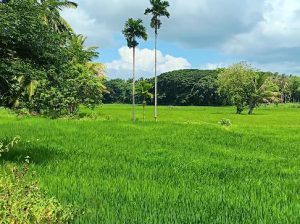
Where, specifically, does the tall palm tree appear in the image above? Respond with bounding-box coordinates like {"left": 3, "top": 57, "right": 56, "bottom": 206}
{"left": 145, "top": 0, "right": 170, "bottom": 122}
{"left": 122, "top": 18, "right": 147, "bottom": 122}
{"left": 39, "top": 0, "right": 77, "bottom": 34}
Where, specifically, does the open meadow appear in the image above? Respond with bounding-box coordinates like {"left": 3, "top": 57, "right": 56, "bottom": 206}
{"left": 0, "top": 104, "right": 299, "bottom": 223}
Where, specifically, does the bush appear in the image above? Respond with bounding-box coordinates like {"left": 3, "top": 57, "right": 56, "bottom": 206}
{"left": 219, "top": 118, "right": 232, "bottom": 127}
{"left": 0, "top": 136, "right": 20, "bottom": 157}
{"left": 1, "top": 137, "right": 77, "bottom": 223}
{"left": 0, "top": 164, "right": 76, "bottom": 223}
{"left": 30, "top": 65, "right": 103, "bottom": 118}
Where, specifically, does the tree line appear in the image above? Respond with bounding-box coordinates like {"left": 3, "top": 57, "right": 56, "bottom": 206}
{"left": 1, "top": 1, "right": 299, "bottom": 119}
{"left": 103, "top": 65, "right": 300, "bottom": 114}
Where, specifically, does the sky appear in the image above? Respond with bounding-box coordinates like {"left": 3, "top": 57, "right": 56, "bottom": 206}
{"left": 62, "top": 0, "right": 300, "bottom": 79}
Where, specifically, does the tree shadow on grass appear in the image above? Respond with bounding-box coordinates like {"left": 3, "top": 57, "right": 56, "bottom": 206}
{"left": 1, "top": 145, "right": 66, "bottom": 165}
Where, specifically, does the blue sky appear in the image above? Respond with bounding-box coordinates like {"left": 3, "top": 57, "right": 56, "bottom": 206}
{"left": 62, "top": 0, "right": 300, "bottom": 79}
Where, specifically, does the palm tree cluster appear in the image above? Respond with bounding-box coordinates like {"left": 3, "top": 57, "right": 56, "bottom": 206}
{"left": 122, "top": 0, "right": 170, "bottom": 122}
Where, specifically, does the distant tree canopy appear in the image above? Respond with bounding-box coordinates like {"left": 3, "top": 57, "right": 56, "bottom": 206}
{"left": 155, "top": 69, "right": 226, "bottom": 106}
{"left": 103, "top": 69, "right": 226, "bottom": 106}
{"left": 103, "top": 69, "right": 300, "bottom": 110}
{"left": 0, "top": 0, "right": 104, "bottom": 117}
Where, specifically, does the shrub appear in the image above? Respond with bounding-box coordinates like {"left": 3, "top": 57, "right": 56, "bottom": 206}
{"left": 0, "top": 136, "right": 20, "bottom": 157}
{"left": 0, "top": 164, "right": 76, "bottom": 223}
{"left": 30, "top": 65, "right": 103, "bottom": 118}
{"left": 1, "top": 137, "right": 77, "bottom": 223}
{"left": 219, "top": 118, "right": 232, "bottom": 127}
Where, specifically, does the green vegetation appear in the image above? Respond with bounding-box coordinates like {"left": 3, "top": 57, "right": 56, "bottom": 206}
{"left": 145, "top": 0, "right": 170, "bottom": 121}
{"left": 0, "top": 137, "right": 76, "bottom": 223}
{"left": 0, "top": 164, "right": 76, "bottom": 223}
{"left": 137, "top": 80, "right": 154, "bottom": 121}
{"left": 218, "top": 62, "right": 281, "bottom": 114}
{"left": 122, "top": 18, "right": 148, "bottom": 122}
{"left": 104, "top": 69, "right": 300, "bottom": 109}
{"left": 1, "top": 104, "right": 299, "bottom": 223}
{"left": 0, "top": 0, "right": 103, "bottom": 117}
{"left": 1, "top": 1, "right": 300, "bottom": 223}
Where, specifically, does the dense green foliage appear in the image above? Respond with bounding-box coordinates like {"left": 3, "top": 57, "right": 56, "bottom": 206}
{"left": 103, "top": 70, "right": 225, "bottom": 106}
{"left": 103, "top": 79, "right": 132, "bottom": 104}
{"left": 157, "top": 69, "right": 225, "bottom": 105}
{"left": 104, "top": 69, "right": 300, "bottom": 110}
{"left": 218, "top": 63, "right": 281, "bottom": 114}
{"left": 0, "top": 104, "right": 299, "bottom": 223}
{"left": 0, "top": 0, "right": 103, "bottom": 116}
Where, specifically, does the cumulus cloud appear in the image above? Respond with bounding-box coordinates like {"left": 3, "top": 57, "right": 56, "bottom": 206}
{"left": 222, "top": 0, "right": 300, "bottom": 62}
{"left": 62, "top": 0, "right": 264, "bottom": 48}
{"left": 105, "top": 46, "right": 191, "bottom": 79}
{"left": 199, "top": 63, "right": 227, "bottom": 70}
{"left": 62, "top": 0, "right": 300, "bottom": 75}
{"left": 61, "top": 0, "right": 147, "bottom": 47}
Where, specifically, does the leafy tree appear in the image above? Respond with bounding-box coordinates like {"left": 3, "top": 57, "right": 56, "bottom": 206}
{"left": 137, "top": 80, "right": 153, "bottom": 121}
{"left": 273, "top": 74, "right": 291, "bottom": 103}
{"left": 218, "top": 63, "right": 282, "bottom": 114}
{"left": 122, "top": 18, "right": 147, "bottom": 122}
{"left": 31, "top": 64, "right": 103, "bottom": 117}
{"left": 289, "top": 77, "right": 300, "bottom": 102}
{"left": 0, "top": 0, "right": 104, "bottom": 116}
{"left": 156, "top": 69, "right": 224, "bottom": 106}
{"left": 145, "top": 0, "right": 170, "bottom": 121}
{"left": 218, "top": 62, "right": 258, "bottom": 114}
{"left": 188, "top": 75, "right": 224, "bottom": 106}
{"left": 103, "top": 79, "right": 131, "bottom": 104}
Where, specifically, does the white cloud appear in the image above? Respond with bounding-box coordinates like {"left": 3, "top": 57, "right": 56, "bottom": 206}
{"left": 222, "top": 0, "right": 300, "bottom": 61}
{"left": 62, "top": 0, "right": 264, "bottom": 48}
{"left": 62, "top": 8, "right": 115, "bottom": 47}
{"left": 61, "top": 0, "right": 300, "bottom": 75}
{"left": 199, "top": 63, "right": 227, "bottom": 70}
{"left": 105, "top": 46, "right": 191, "bottom": 79}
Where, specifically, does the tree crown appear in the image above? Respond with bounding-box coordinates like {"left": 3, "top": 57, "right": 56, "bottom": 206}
{"left": 122, "top": 18, "right": 147, "bottom": 48}
{"left": 145, "top": 0, "right": 170, "bottom": 32}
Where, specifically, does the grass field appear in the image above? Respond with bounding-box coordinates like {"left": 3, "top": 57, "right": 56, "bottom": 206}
{"left": 1, "top": 104, "right": 300, "bottom": 223}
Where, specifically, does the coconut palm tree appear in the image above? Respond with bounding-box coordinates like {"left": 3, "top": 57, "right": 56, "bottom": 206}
{"left": 145, "top": 0, "right": 170, "bottom": 122}
{"left": 248, "top": 73, "right": 281, "bottom": 115}
{"left": 39, "top": 0, "right": 77, "bottom": 34}
{"left": 122, "top": 18, "right": 147, "bottom": 122}
{"left": 138, "top": 80, "right": 153, "bottom": 121}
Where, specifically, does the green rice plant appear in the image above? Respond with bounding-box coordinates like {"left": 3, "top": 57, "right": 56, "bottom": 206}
{"left": 0, "top": 104, "right": 299, "bottom": 223}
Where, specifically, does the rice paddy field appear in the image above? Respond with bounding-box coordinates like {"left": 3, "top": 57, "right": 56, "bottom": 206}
{"left": 0, "top": 104, "right": 300, "bottom": 223}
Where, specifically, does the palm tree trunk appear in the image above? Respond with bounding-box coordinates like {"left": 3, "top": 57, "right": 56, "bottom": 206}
{"left": 154, "top": 30, "right": 158, "bottom": 122}
{"left": 143, "top": 99, "right": 146, "bottom": 122}
{"left": 132, "top": 47, "right": 136, "bottom": 122}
